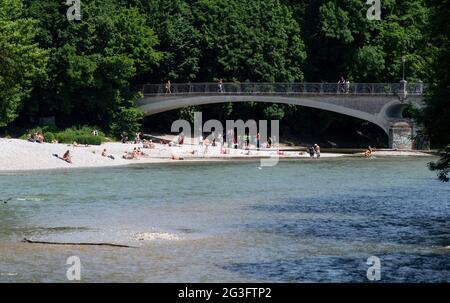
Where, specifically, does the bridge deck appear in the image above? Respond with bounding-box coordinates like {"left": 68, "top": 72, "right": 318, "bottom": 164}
{"left": 143, "top": 82, "right": 426, "bottom": 97}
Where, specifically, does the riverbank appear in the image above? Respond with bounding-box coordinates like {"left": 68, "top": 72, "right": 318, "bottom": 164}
{"left": 0, "top": 138, "right": 431, "bottom": 172}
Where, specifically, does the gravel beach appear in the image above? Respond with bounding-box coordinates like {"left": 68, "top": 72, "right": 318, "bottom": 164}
{"left": 0, "top": 138, "right": 430, "bottom": 172}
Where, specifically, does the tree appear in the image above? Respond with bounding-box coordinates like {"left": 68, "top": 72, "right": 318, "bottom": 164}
{"left": 22, "top": 0, "right": 162, "bottom": 134}
{"left": 0, "top": 0, "right": 47, "bottom": 126}
{"left": 192, "top": 0, "right": 306, "bottom": 82}
{"left": 289, "top": 0, "right": 430, "bottom": 82}
{"left": 135, "top": 0, "right": 201, "bottom": 82}
{"left": 429, "top": 146, "right": 450, "bottom": 182}
{"left": 420, "top": 0, "right": 450, "bottom": 182}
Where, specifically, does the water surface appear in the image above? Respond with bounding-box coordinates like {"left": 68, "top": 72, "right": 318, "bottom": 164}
{"left": 0, "top": 157, "right": 449, "bottom": 282}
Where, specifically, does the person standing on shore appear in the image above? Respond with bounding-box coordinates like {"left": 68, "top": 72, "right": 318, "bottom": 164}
{"left": 178, "top": 132, "right": 185, "bottom": 145}
{"left": 308, "top": 146, "right": 315, "bottom": 159}
{"left": 203, "top": 138, "right": 210, "bottom": 154}
{"left": 198, "top": 132, "right": 203, "bottom": 146}
{"left": 314, "top": 144, "right": 321, "bottom": 159}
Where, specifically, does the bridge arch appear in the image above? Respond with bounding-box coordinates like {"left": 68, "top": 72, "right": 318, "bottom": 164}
{"left": 138, "top": 82, "right": 426, "bottom": 149}
{"left": 138, "top": 95, "right": 402, "bottom": 135}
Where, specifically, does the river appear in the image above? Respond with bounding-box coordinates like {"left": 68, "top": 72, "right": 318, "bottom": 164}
{"left": 0, "top": 157, "right": 449, "bottom": 282}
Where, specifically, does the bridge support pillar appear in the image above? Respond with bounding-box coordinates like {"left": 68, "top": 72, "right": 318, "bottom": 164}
{"left": 389, "top": 121, "right": 414, "bottom": 150}
{"left": 388, "top": 122, "right": 431, "bottom": 150}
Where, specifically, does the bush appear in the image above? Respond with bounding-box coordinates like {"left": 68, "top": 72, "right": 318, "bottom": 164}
{"left": 110, "top": 107, "right": 143, "bottom": 138}
{"left": 54, "top": 127, "right": 105, "bottom": 145}
{"left": 21, "top": 126, "right": 105, "bottom": 145}
{"left": 44, "top": 132, "right": 55, "bottom": 142}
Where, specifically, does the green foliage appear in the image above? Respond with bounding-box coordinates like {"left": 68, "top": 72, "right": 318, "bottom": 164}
{"left": 263, "top": 104, "right": 285, "bottom": 121}
{"left": 294, "top": 0, "right": 431, "bottom": 82}
{"left": 109, "top": 107, "right": 144, "bottom": 138}
{"left": 319, "top": 2, "right": 354, "bottom": 43}
{"left": 192, "top": 0, "right": 306, "bottom": 82}
{"left": 54, "top": 129, "right": 103, "bottom": 145}
{"left": 352, "top": 46, "right": 386, "bottom": 82}
{"left": 420, "top": 0, "right": 450, "bottom": 181}
{"left": 22, "top": 0, "right": 162, "bottom": 129}
{"left": 44, "top": 132, "right": 55, "bottom": 143}
{"left": 420, "top": 0, "right": 450, "bottom": 147}
{"left": 428, "top": 146, "right": 450, "bottom": 182}
{"left": 20, "top": 126, "right": 105, "bottom": 145}
{"left": 178, "top": 106, "right": 199, "bottom": 124}
{"left": 0, "top": 0, "right": 48, "bottom": 126}
{"left": 138, "top": 0, "right": 201, "bottom": 82}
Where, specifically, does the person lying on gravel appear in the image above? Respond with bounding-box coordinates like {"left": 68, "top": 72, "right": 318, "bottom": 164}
{"left": 101, "top": 149, "right": 115, "bottom": 160}
{"left": 53, "top": 150, "right": 72, "bottom": 164}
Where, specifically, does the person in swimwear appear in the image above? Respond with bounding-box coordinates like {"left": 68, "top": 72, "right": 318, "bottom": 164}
{"left": 62, "top": 150, "right": 72, "bottom": 163}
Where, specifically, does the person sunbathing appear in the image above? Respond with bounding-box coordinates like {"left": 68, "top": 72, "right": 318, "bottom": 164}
{"left": 122, "top": 151, "right": 134, "bottom": 160}
{"left": 102, "top": 149, "right": 115, "bottom": 160}
{"left": 171, "top": 154, "right": 184, "bottom": 160}
{"left": 27, "top": 133, "right": 36, "bottom": 143}
{"left": 52, "top": 150, "right": 72, "bottom": 163}
{"left": 130, "top": 148, "right": 140, "bottom": 159}
{"left": 36, "top": 132, "right": 44, "bottom": 143}
{"left": 143, "top": 139, "right": 154, "bottom": 149}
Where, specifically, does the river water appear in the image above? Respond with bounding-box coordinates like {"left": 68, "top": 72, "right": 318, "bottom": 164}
{"left": 0, "top": 157, "right": 449, "bottom": 282}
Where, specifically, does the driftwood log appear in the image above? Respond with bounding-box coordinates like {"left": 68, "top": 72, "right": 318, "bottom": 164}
{"left": 22, "top": 238, "right": 136, "bottom": 248}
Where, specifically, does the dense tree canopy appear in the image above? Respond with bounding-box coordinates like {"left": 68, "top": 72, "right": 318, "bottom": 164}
{"left": 0, "top": 0, "right": 47, "bottom": 126}
{"left": 20, "top": 0, "right": 161, "bottom": 134}
{"left": 420, "top": 0, "right": 450, "bottom": 181}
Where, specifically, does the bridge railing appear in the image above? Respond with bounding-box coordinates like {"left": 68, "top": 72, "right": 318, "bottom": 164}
{"left": 142, "top": 82, "right": 427, "bottom": 96}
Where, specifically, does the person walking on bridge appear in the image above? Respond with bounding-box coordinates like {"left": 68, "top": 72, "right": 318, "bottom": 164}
{"left": 338, "top": 76, "right": 346, "bottom": 93}
{"left": 217, "top": 79, "right": 224, "bottom": 93}
{"left": 165, "top": 80, "right": 172, "bottom": 94}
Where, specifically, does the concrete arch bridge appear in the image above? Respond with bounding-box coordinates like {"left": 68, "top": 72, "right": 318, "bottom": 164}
{"left": 138, "top": 82, "right": 427, "bottom": 149}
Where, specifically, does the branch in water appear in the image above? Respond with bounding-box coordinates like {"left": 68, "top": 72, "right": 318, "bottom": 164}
{"left": 21, "top": 238, "right": 136, "bottom": 248}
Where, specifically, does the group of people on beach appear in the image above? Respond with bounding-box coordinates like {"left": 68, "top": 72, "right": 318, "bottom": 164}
{"left": 30, "top": 121, "right": 377, "bottom": 165}
{"left": 27, "top": 132, "right": 45, "bottom": 143}
{"left": 143, "top": 139, "right": 156, "bottom": 149}
{"left": 306, "top": 144, "right": 321, "bottom": 159}
{"left": 122, "top": 147, "right": 147, "bottom": 160}
{"left": 193, "top": 131, "right": 275, "bottom": 152}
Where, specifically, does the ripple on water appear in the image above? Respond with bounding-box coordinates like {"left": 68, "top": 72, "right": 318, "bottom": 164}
{"left": 16, "top": 197, "right": 46, "bottom": 202}
{"left": 223, "top": 252, "right": 450, "bottom": 282}
{"left": 133, "top": 232, "right": 181, "bottom": 241}
{"left": 248, "top": 193, "right": 450, "bottom": 247}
